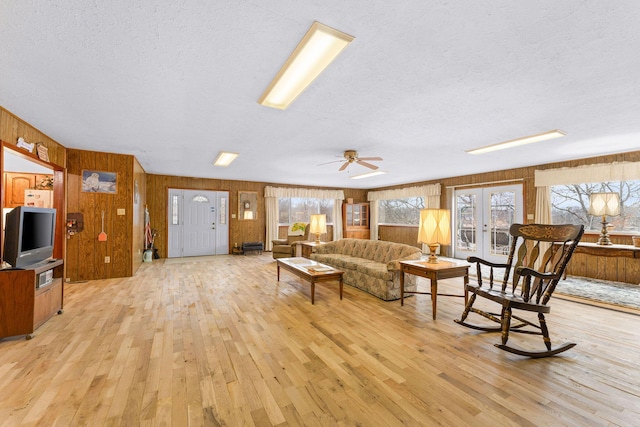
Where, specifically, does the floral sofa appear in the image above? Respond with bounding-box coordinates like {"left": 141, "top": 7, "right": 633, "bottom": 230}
{"left": 310, "top": 238, "right": 422, "bottom": 301}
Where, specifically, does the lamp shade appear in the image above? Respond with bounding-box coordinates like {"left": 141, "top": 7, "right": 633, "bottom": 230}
{"left": 309, "top": 214, "right": 327, "bottom": 235}
{"left": 418, "top": 209, "right": 451, "bottom": 245}
{"left": 589, "top": 193, "right": 620, "bottom": 216}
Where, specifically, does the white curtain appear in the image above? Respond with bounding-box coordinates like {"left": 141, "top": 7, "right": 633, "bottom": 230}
{"left": 264, "top": 186, "right": 345, "bottom": 250}
{"left": 369, "top": 200, "right": 379, "bottom": 241}
{"left": 533, "top": 161, "right": 640, "bottom": 226}
{"left": 265, "top": 196, "right": 279, "bottom": 251}
{"left": 367, "top": 184, "right": 441, "bottom": 241}
{"left": 534, "top": 161, "right": 640, "bottom": 186}
{"left": 333, "top": 199, "right": 343, "bottom": 240}
{"left": 535, "top": 186, "right": 552, "bottom": 224}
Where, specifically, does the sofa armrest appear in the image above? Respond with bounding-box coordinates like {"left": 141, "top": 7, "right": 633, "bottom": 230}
{"left": 386, "top": 260, "right": 401, "bottom": 271}
{"left": 386, "top": 252, "right": 422, "bottom": 271}
{"left": 272, "top": 239, "right": 288, "bottom": 246}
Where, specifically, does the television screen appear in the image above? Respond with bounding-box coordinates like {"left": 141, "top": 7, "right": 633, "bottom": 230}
{"left": 3, "top": 206, "right": 56, "bottom": 268}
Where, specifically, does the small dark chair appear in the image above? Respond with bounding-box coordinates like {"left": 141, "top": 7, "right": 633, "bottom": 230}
{"left": 455, "top": 223, "right": 584, "bottom": 358}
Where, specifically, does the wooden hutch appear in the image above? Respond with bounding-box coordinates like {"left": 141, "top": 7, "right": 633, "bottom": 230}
{"left": 343, "top": 202, "right": 370, "bottom": 239}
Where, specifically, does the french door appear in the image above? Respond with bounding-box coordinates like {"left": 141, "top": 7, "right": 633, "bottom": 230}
{"left": 167, "top": 189, "right": 229, "bottom": 258}
{"left": 454, "top": 184, "right": 523, "bottom": 264}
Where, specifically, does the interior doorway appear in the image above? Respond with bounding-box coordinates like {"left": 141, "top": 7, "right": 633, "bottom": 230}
{"left": 167, "top": 189, "right": 229, "bottom": 258}
{"left": 453, "top": 184, "right": 523, "bottom": 263}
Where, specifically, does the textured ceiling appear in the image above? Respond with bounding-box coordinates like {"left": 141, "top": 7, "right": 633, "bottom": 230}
{"left": 2, "top": 1, "right": 640, "bottom": 189}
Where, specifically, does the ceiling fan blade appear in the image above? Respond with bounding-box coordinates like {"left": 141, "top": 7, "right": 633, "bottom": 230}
{"left": 317, "top": 159, "right": 345, "bottom": 166}
{"left": 357, "top": 160, "right": 379, "bottom": 170}
{"left": 338, "top": 162, "right": 350, "bottom": 171}
{"left": 357, "top": 156, "right": 383, "bottom": 161}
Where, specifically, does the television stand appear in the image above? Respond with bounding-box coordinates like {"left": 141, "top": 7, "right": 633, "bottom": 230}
{"left": 0, "top": 259, "right": 64, "bottom": 340}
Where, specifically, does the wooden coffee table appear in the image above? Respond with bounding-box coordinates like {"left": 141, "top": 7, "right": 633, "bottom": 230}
{"left": 276, "top": 257, "right": 344, "bottom": 304}
{"left": 400, "top": 259, "right": 469, "bottom": 319}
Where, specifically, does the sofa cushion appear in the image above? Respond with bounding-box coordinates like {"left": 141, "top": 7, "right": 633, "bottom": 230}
{"left": 355, "top": 260, "right": 393, "bottom": 281}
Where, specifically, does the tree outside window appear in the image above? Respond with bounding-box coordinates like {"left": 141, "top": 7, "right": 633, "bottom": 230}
{"left": 378, "top": 197, "right": 424, "bottom": 225}
{"left": 551, "top": 181, "right": 640, "bottom": 233}
{"left": 278, "top": 198, "right": 334, "bottom": 224}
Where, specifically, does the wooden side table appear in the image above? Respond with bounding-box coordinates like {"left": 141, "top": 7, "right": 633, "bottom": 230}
{"left": 298, "top": 241, "right": 326, "bottom": 258}
{"left": 399, "top": 259, "right": 469, "bottom": 320}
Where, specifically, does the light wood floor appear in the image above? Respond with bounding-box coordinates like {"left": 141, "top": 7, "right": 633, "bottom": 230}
{"left": 1, "top": 254, "right": 639, "bottom": 426}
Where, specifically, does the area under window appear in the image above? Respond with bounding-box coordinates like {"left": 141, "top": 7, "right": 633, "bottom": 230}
{"left": 551, "top": 181, "right": 640, "bottom": 233}
{"left": 378, "top": 197, "right": 424, "bottom": 225}
{"left": 278, "top": 198, "right": 334, "bottom": 224}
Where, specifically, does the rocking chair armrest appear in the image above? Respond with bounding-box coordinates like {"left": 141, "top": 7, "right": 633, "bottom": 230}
{"left": 467, "top": 256, "right": 510, "bottom": 270}
{"left": 515, "top": 266, "right": 561, "bottom": 281}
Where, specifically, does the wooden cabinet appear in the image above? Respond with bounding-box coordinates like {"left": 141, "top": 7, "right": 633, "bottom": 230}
{"left": 0, "top": 259, "right": 64, "bottom": 339}
{"left": 299, "top": 241, "right": 326, "bottom": 258}
{"left": 3, "top": 172, "right": 53, "bottom": 208}
{"left": 343, "top": 202, "right": 370, "bottom": 239}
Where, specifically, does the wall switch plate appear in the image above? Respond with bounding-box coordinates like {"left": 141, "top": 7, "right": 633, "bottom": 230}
{"left": 105, "top": 256, "right": 111, "bottom": 263}
{"left": 527, "top": 214, "right": 534, "bottom": 220}
{"left": 231, "top": 213, "right": 236, "bottom": 218}
{"left": 117, "top": 208, "right": 125, "bottom": 215}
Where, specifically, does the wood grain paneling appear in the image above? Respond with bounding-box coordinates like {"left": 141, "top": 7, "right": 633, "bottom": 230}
{"left": 132, "top": 158, "right": 146, "bottom": 274}
{"left": 65, "top": 149, "right": 139, "bottom": 281}
{"left": 0, "top": 107, "right": 66, "bottom": 168}
{"left": 146, "top": 176, "right": 366, "bottom": 258}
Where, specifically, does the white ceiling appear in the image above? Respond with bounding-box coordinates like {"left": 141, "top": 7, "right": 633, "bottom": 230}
{"left": 2, "top": 1, "right": 640, "bottom": 189}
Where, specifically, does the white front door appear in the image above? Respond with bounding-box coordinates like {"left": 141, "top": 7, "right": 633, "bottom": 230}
{"left": 167, "top": 189, "right": 229, "bottom": 258}
{"left": 454, "top": 184, "right": 523, "bottom": 264}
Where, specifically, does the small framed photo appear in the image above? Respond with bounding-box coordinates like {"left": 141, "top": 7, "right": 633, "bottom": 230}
{"left": 82, "top": 170, "right": 117, "bottom": 194}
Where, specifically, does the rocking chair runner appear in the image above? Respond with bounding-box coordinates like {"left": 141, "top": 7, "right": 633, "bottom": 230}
{"left": 455, "top": 223, "right": 584, "bottom": 358}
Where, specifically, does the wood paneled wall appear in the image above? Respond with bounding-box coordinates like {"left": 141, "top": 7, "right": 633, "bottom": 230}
{"left": 373, "top": 150, "right": 640, "bottom": 281}
{"left": 132, "top": 158, "right": 146, "bottom": 274}
{"left": 0, "top": 107, "right": 66, "bottom": 168}
{"left": 66, "top": 149, "right": 138, "bottom": 281}
{"left": 1, "top": 108, "right": 67, "bottom": 263}
{"left": 146, "top": 175, "right": 367, "bottom": 258}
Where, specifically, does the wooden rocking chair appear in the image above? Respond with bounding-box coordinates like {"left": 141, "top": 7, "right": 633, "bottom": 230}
{"left": 455, "top": 223, "right": 584, "bottom": 358}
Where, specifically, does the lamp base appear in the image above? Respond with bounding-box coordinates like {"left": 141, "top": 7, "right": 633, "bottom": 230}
{"left": 315, "top": 233, "right": 321, "bottom": 244}
{"left": 426, "top": 243, "right": 440, "bottom": 263}
{"left": 597, "top": 215, "right": 613, "bottom": 246}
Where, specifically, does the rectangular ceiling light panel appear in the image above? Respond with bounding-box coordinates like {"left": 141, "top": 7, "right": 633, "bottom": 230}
{"left": 213, "top": 152, "right": 239, "bottom": 167}
{"left": 258, "top": 22, "right": 354, "bottom": 110}
{"left": 466, "top": 130, "right": 566, "bottom": 155}
{"left": 349, "top": 170, "right": 387, "bottom": 179}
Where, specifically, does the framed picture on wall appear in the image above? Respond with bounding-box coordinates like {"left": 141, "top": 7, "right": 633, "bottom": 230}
{"left": 81, "top": 170, "right": 117, "bottom": 193}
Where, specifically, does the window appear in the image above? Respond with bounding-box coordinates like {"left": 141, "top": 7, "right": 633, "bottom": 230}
{"left": 551, "top": 181, "right": 640, "bottom": 233}
{"left": 378, "top": 197, "right": 424, "bottom": 225}
{"left": 278, "top": 198, "right": 334, "bottom": 224}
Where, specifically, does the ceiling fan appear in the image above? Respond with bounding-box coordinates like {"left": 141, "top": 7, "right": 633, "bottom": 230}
{"left": 319, "top": 150, "right": 383, "bottom": 172}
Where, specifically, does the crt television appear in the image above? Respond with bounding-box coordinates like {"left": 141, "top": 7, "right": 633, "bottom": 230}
{"left": 3, "top": 206, "right": 56, "bottom": 268}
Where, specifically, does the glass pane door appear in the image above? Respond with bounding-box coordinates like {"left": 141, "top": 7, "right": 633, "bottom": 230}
{"left": 454, "top": 184, "right": 523, "bottom": 263}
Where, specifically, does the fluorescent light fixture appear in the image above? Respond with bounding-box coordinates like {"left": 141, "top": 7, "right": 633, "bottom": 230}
{"left": 258, "top": 21, "right": 354, "bottom": 110}
{"left": 466, "top": 130, "right": 566, "bottom": 155}
{"left": 349, "top": 170, "right": 387, "bottom": 180}
{"left": 213, "top": 152, "right": 238, "bottom": 167}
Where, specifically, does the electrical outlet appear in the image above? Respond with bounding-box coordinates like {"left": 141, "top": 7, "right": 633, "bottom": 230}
{"left": 105, "top": 256, "right": 111, "bottom": 263}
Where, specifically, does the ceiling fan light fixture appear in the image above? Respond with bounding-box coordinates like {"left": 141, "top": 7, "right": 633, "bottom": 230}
{"left": 258, "top": 22, "right": 354, "bottom": 110}
{"left": 350, "top": 170, "right": 387, "bottom": 180}
{"left": 213, "top": 152, "right": 239, "bottom": 167}
{"left": 466, "top": 130, "right": 566, "bottom": 155}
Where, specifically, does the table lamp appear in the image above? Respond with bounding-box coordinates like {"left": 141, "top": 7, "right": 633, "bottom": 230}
{"left": 418, "top": 209, "right": 451, "bottom": 263}
{"left": 589, "top": 192, "right": 620, "bottom": 245}
{"left": 309, "top": 214, "right": 327, "bottom": 244}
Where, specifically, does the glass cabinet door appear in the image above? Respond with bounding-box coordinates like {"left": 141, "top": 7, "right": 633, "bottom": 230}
{"left": 346, "top": 204, "right": 353, "bottom": 226}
